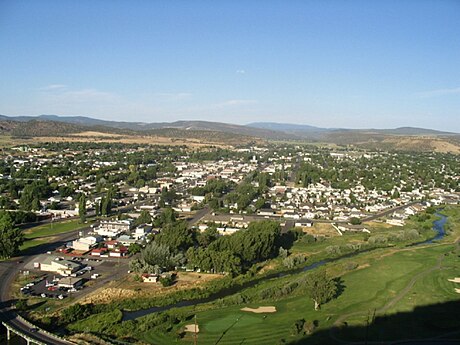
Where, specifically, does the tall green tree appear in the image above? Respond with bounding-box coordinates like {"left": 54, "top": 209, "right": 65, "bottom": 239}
{"left": 135, "top": 210, "right": 152, "bottom": 226}
{"left": 79, "top": 193, "right": 87, "bottom": 223}
{"left": 304, "top": 270, "right": 337, "bottom": 310}
{"left": 0, "top": 212, "right": 24, "bottom": 259}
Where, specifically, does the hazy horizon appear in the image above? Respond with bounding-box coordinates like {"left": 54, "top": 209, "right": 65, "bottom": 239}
{"left": 1, "top": 1, "right": 459, "bottom": 132}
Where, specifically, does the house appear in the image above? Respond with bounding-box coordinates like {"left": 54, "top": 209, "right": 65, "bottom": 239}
{"left": 105, "top": 240, "right": 120, "bottom": 249}
{"left": 90, "top": 247, "right": 108, "bottom": 256}
{"left": 217, "top": 227, "right": 240, "bottom": 235}
{"left": 294, "top": 221, "right": 314, "bottom": 228}
{"left": 192, "top": 195, "right": 205, "bottom": 203}
{"left": 142, "top": 274, "right": 159, "bottom": 283}
{"left": 109, "top": 246, "right": 128, "bottom": 257}
{"left": 117, "top": 235, "right": 138, "bottom": 246}
{"left": 258, "top": 208, "right": 275, "bottom": 216}
{"left": 39, "top": 257, "right": 82, "bottom": 276}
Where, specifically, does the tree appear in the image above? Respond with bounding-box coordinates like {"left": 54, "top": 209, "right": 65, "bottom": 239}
{"left": 79, "top": 193, "right": 87, "bottom": 223}
{"left": 154, "top": 207, "right": 177, "bottom": 227}
{"left": 304, "top": 270, "right": 337, "bottom": 310}
{"left": 197, "top": 225, "right": 219, "bottom": 247}
{"left": 101, "top": 189, "right": 113, "bottom": 216}
{"left": 140, "top": 242, "right": 175, "bottom": 271}
{"left": 350, "top": 217, "right": 361, "bottom": 225}
{"left": 95, "top": 200, "right": 101, "bottom": 217}
{"left": 0, "top": 212, "right": 24, "bottom": 259}
{"left": 135, "top": 210, "right": 152, "bottom": 226}
{"left": 128, "top": 243, "right": 142, "bottom": 255}
{"left": 155, "top": 221, "right": 195, "bottom": 253}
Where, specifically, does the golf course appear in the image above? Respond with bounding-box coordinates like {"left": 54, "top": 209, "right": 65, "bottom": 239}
{"left": 138, "top": 207, "right": 460, "bottom": 344}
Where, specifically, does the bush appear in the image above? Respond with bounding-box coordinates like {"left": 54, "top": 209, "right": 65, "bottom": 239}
{"left": 159, "top": 274, "right": 175, "bottom": 287}
{"left": 15, "top": 299, "right": 28, "bottom": 311}
{"left": 301, "top": 234, "right": 316, "bottom": 244}
{"left": 283, "top": 255, "right": 308, "bottom": 269}
{"left": 292, "top": 319, "right": 305, "bottom": 335}
{"left": 303, "top": 320, "right": 318, "bottom": 334}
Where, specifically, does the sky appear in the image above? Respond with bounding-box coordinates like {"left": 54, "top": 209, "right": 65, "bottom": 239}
{"left": 0, "top": 0, "right": 459, "bottom": 131}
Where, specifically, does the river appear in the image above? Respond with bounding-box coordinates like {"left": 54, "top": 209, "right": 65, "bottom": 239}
{"left": 120, "top": 213, "right": 447, "bottom": 321}
{"left": 411, "top": 212, "right": 447, "bottom": 246}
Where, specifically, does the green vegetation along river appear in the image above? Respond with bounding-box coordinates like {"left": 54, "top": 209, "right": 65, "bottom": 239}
{"left": 123, "top": 213, "right": 448, "bottom": 321}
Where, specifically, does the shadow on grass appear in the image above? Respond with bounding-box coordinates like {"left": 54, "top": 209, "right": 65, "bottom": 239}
{"left": 286, "top": 300, "right": 460, "bottom": 345}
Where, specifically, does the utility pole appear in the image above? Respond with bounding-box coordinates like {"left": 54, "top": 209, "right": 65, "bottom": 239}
{"left": 194, "top": 314, "right": 197, "bottom": 345}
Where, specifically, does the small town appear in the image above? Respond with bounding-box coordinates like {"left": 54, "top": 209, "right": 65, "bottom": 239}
{"left": 1, "top": 1, "right": 460, "bottom": 344}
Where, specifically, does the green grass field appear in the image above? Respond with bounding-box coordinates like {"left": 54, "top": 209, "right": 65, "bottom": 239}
{"left": 140, "top": 242, "right": 459, "bottom": 345}
{"left": 20, "top": 219, "right": 87, "bottom": 251}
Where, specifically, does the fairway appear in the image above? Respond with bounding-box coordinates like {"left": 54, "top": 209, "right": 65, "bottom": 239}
{"left": 141, "top": 242, "right": 460, "bottom": 345}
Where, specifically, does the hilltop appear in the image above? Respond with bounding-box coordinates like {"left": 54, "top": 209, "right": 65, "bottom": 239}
{"left": 1, "top": 115, "right": 460, "bottom": 153}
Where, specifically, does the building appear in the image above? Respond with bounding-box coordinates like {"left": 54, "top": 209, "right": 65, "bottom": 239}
{"left": 109, "top": 246, "right": 128, "bottom": 257}
{"left": 95, "top": 220, "right": 133, "bottom": 237}
{"left": 90, "top": 248, "right": 108, "bottom": 256}
{"left": 294, "top": 221, "right": 314, "bottom": 228}
{"left": 72, "top": 236, "right": 100, "bottom": 252}
{"left": 39, "top": 257, "right": 82, "bottom": 276}
{"left": 142, "top": 274, "right": 159, "bottom": 283}
{"left": 132, "top": 224, "right": 152, "bottom": 240}
{"left": 57, "top": 277, "right": 83, "bottom": 289}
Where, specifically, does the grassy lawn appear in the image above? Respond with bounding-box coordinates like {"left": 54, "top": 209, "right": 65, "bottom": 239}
{"left": 140, "top": 243, "right": 459, "bottom": 345}
{"left": 20, "top": 219, "right": 87, "bottom": 251}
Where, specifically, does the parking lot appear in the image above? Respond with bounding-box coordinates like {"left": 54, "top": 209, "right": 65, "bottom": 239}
{"left": 20, "top": 254, "right": 129, "bottom": 300}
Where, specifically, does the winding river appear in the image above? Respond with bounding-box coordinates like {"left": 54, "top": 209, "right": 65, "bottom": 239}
{"left": 123, "top": 213, "right": 448, "bottom": 321}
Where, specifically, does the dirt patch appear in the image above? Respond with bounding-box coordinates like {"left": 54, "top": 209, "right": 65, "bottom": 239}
{"left": 78, "top": 272, "right": 222, "bottom": 304}
{"left": 184, "top": 324, "right": 200, "bottom": 333}
{"left": 357, "top": 263, "right": 370, "bottom": 270}
{"left": 241, "top": 306, "right": 277, "bottom": 313}
{"left": 71, "top": 131, "right": 124, "bottom": 138}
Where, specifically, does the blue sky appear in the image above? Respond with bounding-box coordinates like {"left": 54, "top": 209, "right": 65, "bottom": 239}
{"left": 0, "top": 0, "right": 459, "bottom": 131}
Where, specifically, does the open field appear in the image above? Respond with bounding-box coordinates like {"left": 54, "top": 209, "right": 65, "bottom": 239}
{"left": 25, "top": 134, "right": 231, "bottom": 148}
{"left": 20, "top": 219, "right": 87, "bottom": 251}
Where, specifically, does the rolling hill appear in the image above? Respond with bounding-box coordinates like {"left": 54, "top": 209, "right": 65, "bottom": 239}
{"left": 1, "top": 114, "right": 459, "bottom": 153}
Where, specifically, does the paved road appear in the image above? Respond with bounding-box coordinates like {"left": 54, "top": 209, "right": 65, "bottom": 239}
{"left": 186, "top": 205, "right": 210, "bottom": 227}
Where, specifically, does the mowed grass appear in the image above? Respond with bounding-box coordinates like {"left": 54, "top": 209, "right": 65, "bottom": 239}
{"left": 20, "top": 219, "right": 87, "bottom": 251}
{"left": 141, "top": 243, "right": 459, "bottom": 345}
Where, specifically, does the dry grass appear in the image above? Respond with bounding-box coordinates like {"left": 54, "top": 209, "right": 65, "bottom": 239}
{"left": 79, "top": 271, "right": 222, "bottom": 305}
{"left": 18, "top": 134, "right": 232, "bottom": 148}
{"left": 307, "top": 222, "right": 339, "bottom": 237}
{"left": 70, "top": 131, "right": 125, "bottom": 138}
{"left": 382, "top": 137, "right": 460, "bottom": 154}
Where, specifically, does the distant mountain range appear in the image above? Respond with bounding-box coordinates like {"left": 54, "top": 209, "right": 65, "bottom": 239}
{"left": 0, "top": 115, "right": 456, "bottom": 139}
{"left": 247, "top": 122, "right": 456, "bottom": 136}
